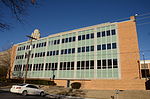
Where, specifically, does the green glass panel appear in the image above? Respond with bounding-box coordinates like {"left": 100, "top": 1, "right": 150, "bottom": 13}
{"left": 108, "top": 69, "right": 113, "bottom": 78}
{"left": 101, "top": 69, "right": 107, "bottom": 78}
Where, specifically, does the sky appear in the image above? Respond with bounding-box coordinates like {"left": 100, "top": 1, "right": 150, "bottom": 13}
{"left": 0, "top": 0, "right": 150, "bottom": 59}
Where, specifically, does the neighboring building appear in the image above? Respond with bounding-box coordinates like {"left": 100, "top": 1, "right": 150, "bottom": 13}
{"left": 140, "top": 60, "right": 150, "bottom": 78}
{"left": 10, "top": 16, "right": 146, "bottom": 90}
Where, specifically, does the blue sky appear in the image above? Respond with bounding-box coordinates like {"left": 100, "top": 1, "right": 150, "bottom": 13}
{"left": 0, "top": 0, "right": 150, "bottom": 59}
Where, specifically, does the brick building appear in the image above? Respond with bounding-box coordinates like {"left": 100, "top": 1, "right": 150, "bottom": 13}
{"left": 10, "top": 16, "right": 146, "bottom": 90}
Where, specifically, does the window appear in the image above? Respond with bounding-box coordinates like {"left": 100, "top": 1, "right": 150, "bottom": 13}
{"left": 71, "top": 62, "right": 74, "bottom": 70}
{"left": 57, "top": 40, "right": 60, "bottom": 44}
{"left": 50, "top": 51, "right": 53, "bottom": 56}
{"left": 33, "top": 64, "right": 36, "bottom": 71}
{"left": 62, "top": 39, "right": 65, "bottom": 43}
{"left": 81, "top": 61, "right": 85, "bottom": 69}
{"left": 91, "top": 46, "right": 94, "bottom": 51}
{"left": 72, "top": 48, "right": 75, "bottom": 53}
{"left": 56, "top": 50, "right": 59, "bottom": 55}
{"left": 108, "top": 59, "right": 112, "bottom": 68}
{"left": 38, "top": 64, "right": 41, "bottom": 70}
{"left": 78, "top": 36, "right": 81, "bottom": 41}
{"left": 102, "top": 44, "right": 106, "bottom": 50}
{"left": 36, "top": 64, "right": 38, "bottom": 71}
{"left": 86, "top": 34, "right": 90, "bottom": 39}
{"left": 90, "top": 60, "right": 94, "bottom": 69}
{"left": 111, "top": 29, "right": 116, "bottom": 35}
{"left": 106, "top": 30, "right": 110, "bottom": 36}
{"left": 54, "top": 40, "right": 57, "bottom": 45}
{"left": 43, "top": 52, "right": 45, "bottom": 57}
{"left": 48, "top": 63, "right": 51, "bottom": 70}
{"left": 91, "top": 33, "right": 94, "bottom": 38}
{"left": 65, "top": 49, "right": 68, "bottom": 54}
{"left": 41, "top": 63, "right": 44, "bottom": 70}
{"left": 86, "top": 61, "right": 89, "bottom": 69}
{"left": 97, "top": 60, "right": 101, "bottom": 69}
{"left": 32, "top": 44, "right": 35, "bottom": 48}
{"left": 73, "top": 36, "right": 76, "bottom": 41}
{"left": 40, "top": 52, "right": 42, "bottom": 57}
{"left": 82, "top": 35, "right": 85, "bottom": 40}
{"left": 41, "top": 43, "right": 44, "bottom": 47}
{"left": 64, "top": 62, "right": 66, "bottom": 70}
{"left": 51, "top": 41, "right": 54, "bottom": 45}
{"left": 52, "top": 63, "right": 54, "bottom": 70}
{"left": 102, "top": 31, "right": 105, "bottom": 37}
{"left": 112, "top": 43, "right": 117, "bottom": 49}
{"left": 107, "top": 43, "right": 111, "bottom": 49}
{"left": 39, "top": 43, "right": 41, "bottom": 47}
{"left": 78, "top": 47, "right": 81, "bottom": 53}
{"left": 31, "top": 54, "right": 34, "bottom": 58}
{"left": 67, "top": 62, "right": 70, "bottom": 70}
{"left": 86, "top": 46, "right": 90, "bottom": 52}
{"left": 35, "top": 53, "right": 37, "bottom": 57}
{"left": 141, "top": 69, "right": 150, "bottom": 78}
{"left": 69, "top": 37, "right": 72, "bottom": 42}
{"left": 65, "top": 38, "right": 68, "bottom": 43}
{"left": 68, "top": 49, "right": 71, "bottom": 54}
{"left": 26, "top": 85, "right": 38, "bottom": 89}
{"left": 60, "top": 62, "right": 63, "bottom": 70}
{"left": 37, "top": 53, "right": 40, "bottom": 57}
{"left": 102, "top": 60, "right": 106, "bottom": 69}
{"left": 97, "top": 32, "right": 101, "bottom": 37}
{"left": 113, "top": 59, "right": 118, "bottom": 65}
{"left": 113, "top": 59, "right": 118, "bottom": 68}
{"left": 97, "top": 45, "right": 101, "bottom": 50}
{"left": 36, "top": 44, "right": 38, "bottom": 48}
{"left": 53, "top": 51, "right": 55, "bottom": 56}
{"left": 82, "top": 47, "right": 85, "bottom": 52}
{"left": 45, "top": 63, "right": 48, "bottom": 70}
{"left": 61, "top": 50, "right": 64, "bottom": 54}
{"left": 77, "top": 61, "right": 80, "bottom": 70}
{"left": 55, "top": 63, "right": 58, "bottom": 70}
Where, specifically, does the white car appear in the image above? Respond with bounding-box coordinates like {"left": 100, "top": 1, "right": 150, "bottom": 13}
{"left": 10, "top": 84, "right": 45, "bottom": 96}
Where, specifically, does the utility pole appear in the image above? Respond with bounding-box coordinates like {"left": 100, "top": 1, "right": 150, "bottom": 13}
{"left": 23, "top": 35, "right": 37, "bottom": 84}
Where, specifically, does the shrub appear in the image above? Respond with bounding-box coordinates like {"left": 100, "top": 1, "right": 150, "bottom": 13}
{"left": 71, "top": 82, "right": 81, "bottom": 89}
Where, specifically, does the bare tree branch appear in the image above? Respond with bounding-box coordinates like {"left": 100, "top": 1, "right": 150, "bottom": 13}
{"left": 0, "top": 0, "right": 37, "bottom": 31}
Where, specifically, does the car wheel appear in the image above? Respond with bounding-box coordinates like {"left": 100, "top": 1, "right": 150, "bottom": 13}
{"left": 40, "top": 92, "right": 45, "bottom": 97}
{"left": 22, "top": 90, "right": 27, "bottom": 96}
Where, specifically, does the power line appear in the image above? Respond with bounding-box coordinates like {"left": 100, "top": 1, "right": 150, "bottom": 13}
{"left": 137, "top": 22, "right": 150, "bottom": 26}
{"left": 137, "top": 12, "right": 150, "bottom": 17}
{"left": 136, "top": 16, "right": 150, "bottom": 21}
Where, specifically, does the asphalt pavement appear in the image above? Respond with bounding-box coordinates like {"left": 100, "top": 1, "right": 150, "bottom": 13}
{"left": 0, "top": 90, "right": 48, "bottom": 99}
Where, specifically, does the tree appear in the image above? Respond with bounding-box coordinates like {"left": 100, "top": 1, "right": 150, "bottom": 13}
{"left": 0, "top": 0, "right": 36, "bottom": 31}
{"left": 0, "top": 48, "right": 11, "bottom": 80}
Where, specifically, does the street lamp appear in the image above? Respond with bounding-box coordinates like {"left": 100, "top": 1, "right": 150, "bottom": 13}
{"left": 23, "top": 35, "right": 37, "bottom": 84}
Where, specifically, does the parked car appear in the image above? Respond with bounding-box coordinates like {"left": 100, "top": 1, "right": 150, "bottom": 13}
{"left": 10, "top": 84, "right": 45, "bottom": 96}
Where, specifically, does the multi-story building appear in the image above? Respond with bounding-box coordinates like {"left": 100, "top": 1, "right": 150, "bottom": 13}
{"left": 10, "top": 16, "right": 146, "bottom": 90}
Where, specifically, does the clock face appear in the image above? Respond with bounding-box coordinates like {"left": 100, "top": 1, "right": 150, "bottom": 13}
{"left": 31, "top": 29, "right": 40, "bottom": 39}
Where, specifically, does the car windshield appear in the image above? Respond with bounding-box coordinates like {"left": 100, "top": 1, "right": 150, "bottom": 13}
{"left": 17, "top": 84, "right": 26, "bottom": 86}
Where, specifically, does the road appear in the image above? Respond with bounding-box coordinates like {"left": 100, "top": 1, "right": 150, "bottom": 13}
{"left": 0, "top": 90, "right": 49, "bottom": 99}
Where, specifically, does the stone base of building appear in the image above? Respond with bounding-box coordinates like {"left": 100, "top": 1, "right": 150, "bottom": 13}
{"left": 54, "top": 79, "right": 146, "bottom": 90}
